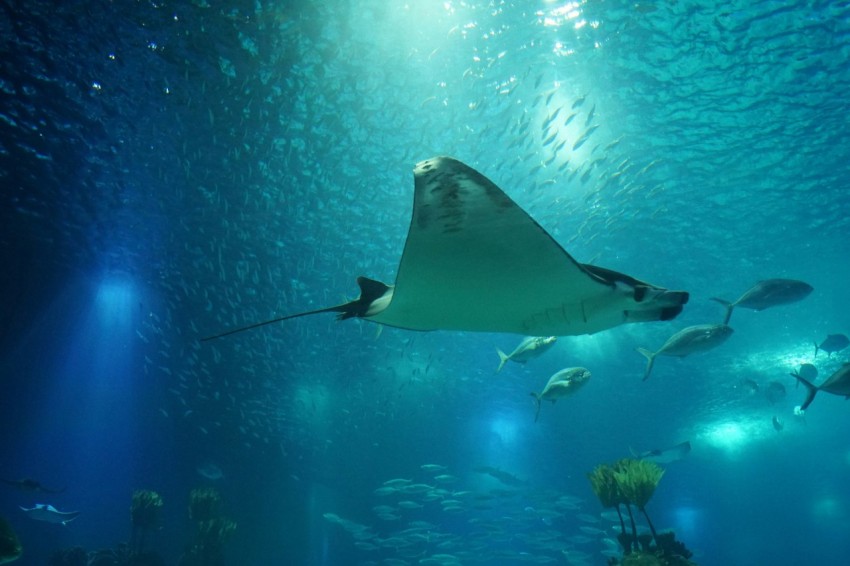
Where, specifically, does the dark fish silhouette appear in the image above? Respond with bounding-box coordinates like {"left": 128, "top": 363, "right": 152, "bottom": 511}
{"left": 202, "top": 157, "right": 688, "bottom": 341}
{"left": 797, "top": 363, "right": 818, "bottom": 381}
{"left": 474, "top": 466, "right": 528, "bottom": 487}
{"left": 814, "top": 334, "right": 849, "bottom": 358}
{"left": 792, "top": 363, "right": 850, "bottom": 413}
{"left": 1, "top": 478, "right": 65, "bottom": 494}
{"left": 765, "top": 380, "right": 787, "bottom": 404}
{"left": 711, "top": 279, "right": 813, "bottom": 325}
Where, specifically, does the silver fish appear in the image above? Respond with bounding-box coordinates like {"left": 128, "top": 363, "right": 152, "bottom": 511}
{"left": 636, "top": 324, "right": 734, "bottom": 380}
{"left": 496, "top": 336, "right": 557, "bottom": 373}
{"left": 531, "top": 367, "right": 591, "bottom": 422}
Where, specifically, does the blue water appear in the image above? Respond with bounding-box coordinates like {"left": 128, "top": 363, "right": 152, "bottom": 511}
{"left": 2, "top": 1, "right": 849, "bottom": 565}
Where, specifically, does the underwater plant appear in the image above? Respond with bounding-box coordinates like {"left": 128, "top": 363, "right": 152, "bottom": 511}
{"left": 613, "top": 459, "right": 664, "bottom": 547}
{"left": 188, "top": 487, "right": 221, "bottom": 522}
{"left": 130, "top": 490, "right": 163, "bottom": 554}
{"left": 590, "top": 457, "right": 697, "bottom": 564}
{"left": 179, "top": 488, "right": 236, "bottom": 566}
{"left": 0, "top": 516, "right": 22, "bottom": 564}
{"left": 588, "top": 463, "right": 630, "bottom": 549}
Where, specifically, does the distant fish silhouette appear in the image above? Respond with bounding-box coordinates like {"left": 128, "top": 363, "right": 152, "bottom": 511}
{"left": 711, "top": 279, "right": 813, "bottom": 325}
{"left": 473, "top": 466, "right": 528, "bottom": 487}
{"left": 1, "top": 478, "right": 65, "bottom": 494}
{"left": 814, "top": 334, "right": 849, "bottom": 358}
{"left": 765, "top": 380, "right": 787, "bottom": 404}
{"left": 772, "top": 416, "right": 784, "bottom": 431}
{"left": 19, "top": 504, "right": 80, "bottom": 525}
{"left": 792, "top": 363, "right": 850, "bottom": 414}
{"left": 797, "top": 363, "right": 818, "bottom": 382}
{"left": 635, "top": 441, "right": 691, "bottom": 464}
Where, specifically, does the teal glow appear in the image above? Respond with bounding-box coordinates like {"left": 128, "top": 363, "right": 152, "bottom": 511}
{"left": 95, "top": 275, "right": 136, "bottom": 327}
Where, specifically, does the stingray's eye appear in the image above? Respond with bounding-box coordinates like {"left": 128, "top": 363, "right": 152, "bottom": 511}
{"left": 634, "top": 286, "right": 647, "bottom": 302}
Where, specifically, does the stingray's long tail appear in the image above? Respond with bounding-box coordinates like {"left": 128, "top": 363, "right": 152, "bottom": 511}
{"left": 636, "top": 348, "right": 657, "bottom": 381}
{"left": 710, "top": 297, "right": 734, "bottom": 325}
{"left": 200, "top": 304, "right": 346, "bottom": 341}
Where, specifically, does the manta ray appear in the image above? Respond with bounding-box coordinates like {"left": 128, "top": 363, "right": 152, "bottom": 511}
{"left": 203, "top": 157, "right": 688, "bottom": 340}
{"left": 19, "top": 504, "right": 80, "bottom": 525}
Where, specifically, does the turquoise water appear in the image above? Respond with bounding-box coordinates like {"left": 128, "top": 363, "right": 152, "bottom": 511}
{"left": 1, "top": 1, "right": 849, "bottom": 564}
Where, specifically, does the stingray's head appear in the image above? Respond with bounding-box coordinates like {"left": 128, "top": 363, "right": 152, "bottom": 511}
{"left": 625, "top": 285, "right": 689, "bottom": 322}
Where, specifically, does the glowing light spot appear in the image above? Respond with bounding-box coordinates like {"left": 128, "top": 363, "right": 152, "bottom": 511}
{"left": 490, "top": 416, "right": 519, "bottom": 446}
{"left": 811, "top": 497, "right": 844, "bottom": 521}
{"left": 95, "top": 275, "right": 136, "bottom": 327}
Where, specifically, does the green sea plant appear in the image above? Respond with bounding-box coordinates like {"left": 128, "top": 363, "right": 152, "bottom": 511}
{"left": 188, "top": 487, "right": 221, "bottom": 522}
{"left": 179, "top": 488, "right": 236, "bottom": 566}
{"left": 613, "top": 459, "right": 664, "bottom": 547}
{"left": 0, "top": 516, "right": 22, "bottom": 564}
{"left": 588, "top": 462, "right": 631, "bottom": 550}
{"left": 130, "top": 490, "right": 163, "bottom": 554}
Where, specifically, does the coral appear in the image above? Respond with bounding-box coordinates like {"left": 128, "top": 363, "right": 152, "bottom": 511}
{"left": 0, "top": 516, "right": 23, "bottom": 564}
{"left": 655, "top": 531, "right": 694, "bottom": 561}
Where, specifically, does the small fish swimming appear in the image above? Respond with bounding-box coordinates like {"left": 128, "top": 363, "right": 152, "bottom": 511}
{"left": 772, "top": 415, "right": 784, "bottom": 431}
{"left": 792, "top": 363, "right": 850, "bottom": 414}
{"left": 711, "top": 279, "right": 813, "bottom": 325}
{"left": 636, "top": 324, "right": 734, "bottom": 380}
{"left": 531, "top": 367, "right": 591, "bottom": 422}
{"left": 20, "top": 504, "right": 80, "bottom": 525}
{"left": 495, "top": 336, "right": 557, "bottom": 373}
{"left": 814, "top": 334, "right": 849, "bottom": 358}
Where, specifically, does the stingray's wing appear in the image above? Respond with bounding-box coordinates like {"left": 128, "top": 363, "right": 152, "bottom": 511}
{"left": 369, "top": 156, "right": 687, "bottom": 335}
